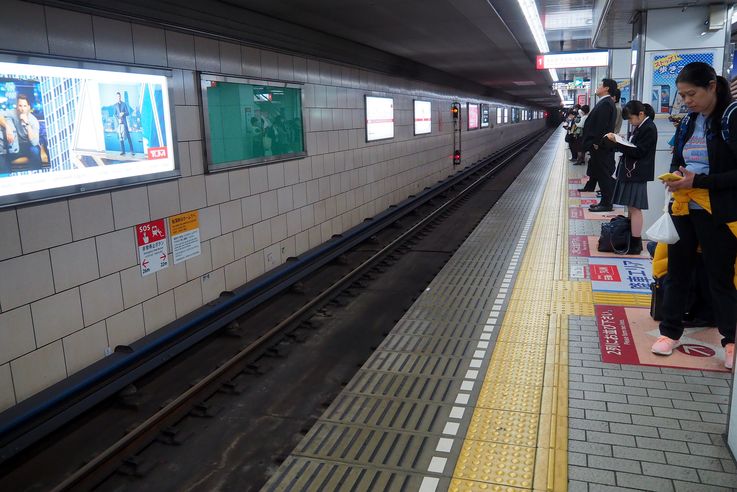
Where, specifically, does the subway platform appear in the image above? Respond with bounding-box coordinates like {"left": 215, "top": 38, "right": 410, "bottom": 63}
{"left": 261, "top": 129, "right": 737, "bottom": 491}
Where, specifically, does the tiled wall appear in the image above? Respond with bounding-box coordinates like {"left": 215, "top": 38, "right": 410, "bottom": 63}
{"left": 0, "top": 0, "right": 545, "bottom": 411}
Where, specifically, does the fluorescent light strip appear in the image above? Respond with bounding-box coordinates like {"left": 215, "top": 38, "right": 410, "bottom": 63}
{"left": 516, "top": 0, "right": 556, "bottom": 84}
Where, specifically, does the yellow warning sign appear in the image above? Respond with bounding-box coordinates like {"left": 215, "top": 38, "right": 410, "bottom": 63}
{"left": 169, "top": 210, "right": 199, "bottom": 236}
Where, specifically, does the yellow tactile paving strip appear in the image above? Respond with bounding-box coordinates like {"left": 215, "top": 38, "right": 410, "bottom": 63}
{"left": 451, "top": 140, "right": 577, "bottom": 491}
{"left": 592, "top": 292, "right": 651, "bottom": 308}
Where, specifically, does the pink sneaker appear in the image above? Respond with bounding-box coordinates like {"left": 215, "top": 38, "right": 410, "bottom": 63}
{"left": 725, "top": 344, "right": 734, "bottom": 370}
{"left": 651, "top": 336, "right": 680, "bottom": 355}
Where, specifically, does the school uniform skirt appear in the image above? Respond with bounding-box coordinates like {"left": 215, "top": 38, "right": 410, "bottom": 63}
{"left": 612, "top": 179, "right": 648, "bottom": 209}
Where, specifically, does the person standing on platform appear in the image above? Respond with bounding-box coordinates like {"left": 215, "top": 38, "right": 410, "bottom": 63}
{"left": 603, "top": 101, "right": 657, "bottom": 255}
{"left": 580, "top": 79, "right": 618, "bottom": 211}
{"left": 114, "top": 92, "right": 135, "bottom": 156}
{"left": 650, "top": 62, "right": 737, "bottom": 369}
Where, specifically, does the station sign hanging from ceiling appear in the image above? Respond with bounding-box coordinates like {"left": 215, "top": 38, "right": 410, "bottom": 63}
{"left": 536, "top": 51, "right": 609, "bottom": 70}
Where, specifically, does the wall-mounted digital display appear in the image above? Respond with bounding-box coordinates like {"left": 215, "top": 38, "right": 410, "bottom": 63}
{"left": 413, "top": 100, "right": 431, "bottom": 135}
{"left": 480, "top": 104, "right": 490, "bottom": 128}
{"left": 467, "top": 103, "right": 479, "bottom": 130}
{"left": 365, "top": 96, "right": 394, "bottom": 141}
{"left": 0, "top": 60, "right": 176, "bottom": 207}
{"left": 201, "top": 75, "right": 305, "bottom": 171}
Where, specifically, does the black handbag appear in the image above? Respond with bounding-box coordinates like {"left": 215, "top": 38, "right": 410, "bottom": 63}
{"left": 565, "top": 132, "right": 573, "bottom": 143}
{"left": 597, "top": 215, "right": 631, "bottom": 254}
{"left": 650, "top": 277, "right": 664, "bottom": 321}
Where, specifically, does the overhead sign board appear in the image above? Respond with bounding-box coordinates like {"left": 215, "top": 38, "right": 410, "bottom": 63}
{"left": 536, "top": 51, "right": 609, "bottom": 70}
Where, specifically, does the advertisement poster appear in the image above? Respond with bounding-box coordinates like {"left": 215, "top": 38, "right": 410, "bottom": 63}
{"left": 413, "top": 100, "right": 431, "bottom": 135}
{"left": 480, "top": 104, "right": 490, "bottom": 128}
{"left": 365, "top": 96, "right": 394, "bottom": 141}
{"left": 650, "top": 52, "right": 714, "bottom": 115}
{"left": 0, "top": 61, "right": 175, "bottom": 206}
{"left": 467, "top": 103, "right": 479, "bottom": 130}
{"left": 618, "top": 79, "right": 631, "bottom": 106}
{"left": 136, "top": 219, "right": 169, "bottom": 277}
{"left": 589, "top": 257, "right": 651, "bottom": 294}
{"left": 169, "top": 210, "right": 201, "bottom": 264}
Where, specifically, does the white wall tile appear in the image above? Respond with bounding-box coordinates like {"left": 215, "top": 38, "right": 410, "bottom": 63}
{"left": 300, "top": 205, "right": 315, "bottom": 229}
{"left": 250, "top": 166, "right": 269, "bottom": 194}
{"left": 233, "top": 226, "right": 255, "bottom": 259}
{"left": 185, "top": 241, "right": 212, "bottom": 280}
{"left": 295, "top": 231, "right": 310, "bottom": 255}
{"left": 287, "top": 210, "right": 302, "bottom": 237}
{"left": 253, "top": 220, "right": 272, "bottom": 251}
{"left": 106, "top": 305, "right": 145, "bottom": 348}
{"left": 205, "top": 172, "right": 231, "bottom": 206}
{"left": 219, "top": 41, "right": 242, "bottom": 75}
{"left": 50, "top": 239, "right": 99, "bottom": 292}
{"left": 270, "top": 215, "right": 287, "bottom": 243}
{"left": 46, "top": 7, "right": 94, "bottom": 58}
{"left": 245, "top": 252, "right": 265, "bottom": 281}
{"left": 177, "top": 141, "right": 192, "bottom": 177}
{"left": 92, "top": 16, "right": 134, "bottom": 62}
{"left": 0, "top": 364, "right": 15, "bottom": 412}
{"left": 0, "top": 306, "right": 35, "bottom": 365}
{"left": 189, "top": 140, "right": 205, "bottom": 175}
{"left": 242, "top": 195, "right": 262, "bottom": 226}
{"left": 284, "top": 161, "right": 300, "bottom": 186}
{"left": 198, "top": 206, "right": 221, "bottom": 241}
{"left": 31, "top": 288, "right": 83, "bottom": 347}
{"left": 224, "top": 259, "right": 247, "bottom": 291}
{"left": 210, "top": 233, "right": 235, "bottom": 270}
{"left": 120, "top": 265, "right": 158, "bottom": 309}
{"left": 277, "top": 53, "right": 294, "bottom": 80}
{"left": 17, "top": 201, "right": 72, "bottom": 254}
{"left": 0, "top": 251, "right": 54, "bottom": 311}
{"left": 132, "top": 24, "right": 167, "bottom": 66}
{"left": 195, "top": 37, "right": 220, "bottom": 72}
{"left": 69, "top": 193, "right": 114, "bottom": 241}
{"left": 96, "top": 228, "right": 137, "bottom": 277}
{"left": 293, "top": 183, "right": 308, "bottom": 209}
{"left": 183, "top": 70, "right": 199, "bottom": 106}
{"left": 0, "top": 1, "right": 48, "bottom": 54}
{"left": 148, "top": 180, "right": 181, "bottom": 220}
{"left": 280, "top": 236, "right": 296, "bottom": 260}
{"left": 293, "top": 56, "right": 307, "bottom": 83}
{"left": 260, "top": 191, "right": 278, "bottom": 220}
{"left": 0, "top": 209, "right": 21, "bottom": 261}
{"left": 267, "top": 163, "right": 285, "bottom": 190}
{"left": 165, "top": 30, "right": 196, "bottom": 69}
{"left": 277, "top": 187, "right": 294, "bottom": 214}
{"left": 261, "top": 50, "right": 278, "bottom": 79}
{"left": 220, "top": 200, "right": 243, "bottom": 234}
{"left": 143, "top": 290, "right": 176, "bottom": 334}
{"left": 174, "top": 279, "right": 203, "bottom": 318}
{"left": 62, "top": 320, "right": 107, "bottom": 375}
{"left": 11, "top": 341, "right": 66, "bottom": 402}
{"left": 175, "top": 106, "right": 202, "bottom": 142}
{"left": 80, "top": 274, "right": 123, "bottom": 327}
{"left": 179, "top": 176, "right": 207, "bottom": 212}
{"left": 111, "top": 186, "right": 150, "bottom": 230}
{"left": 228, "top": 168, "right": 251, "bottom": 199}
{"left": 201, "top": 267, "right": 225, "bottom": 304}
{"left": 263, "top": 243, "right": 282, "bottom": 270}
{"left": 155, "top": 259, "right": 187, "bottom": 293}
{"left": 241, "top": 46, "right": 262, "bottom": 77}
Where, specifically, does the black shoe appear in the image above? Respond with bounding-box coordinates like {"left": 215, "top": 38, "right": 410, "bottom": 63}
{"left": 596, "top": 191, "right": 602, "bottom": 197}
{"left": 626, "top": 241, "right": 643, "bottom": 255}
{"left": 589, "top": 204, "right": 613, "bottom": 212}
{"left": 578, "top": 187, "right": 595, "bottom": 192}
{"left": 120, "top": 152, "right": 125, "bottom": 155}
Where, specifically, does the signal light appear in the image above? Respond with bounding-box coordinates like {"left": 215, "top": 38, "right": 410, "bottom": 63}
{"left": 453, "top": 150, "right": 461, "bottom": 165}
{"left": 451, "top": 103, "right": 460, "bottom": 119}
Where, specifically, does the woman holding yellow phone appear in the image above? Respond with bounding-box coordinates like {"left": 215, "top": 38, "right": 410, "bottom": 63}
{"left": 651, "top": 62, "right": 737, "bottom": 370}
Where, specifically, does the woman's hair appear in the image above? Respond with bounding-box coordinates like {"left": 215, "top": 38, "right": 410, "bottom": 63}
{"left": 581, "top": 105, "right": 590, "bottom": 114}
{"left": 622, "top": 100, "right": 655, "bottom": 120}
{"left": 676, "top": 61, "right": 732, "bottom": 131}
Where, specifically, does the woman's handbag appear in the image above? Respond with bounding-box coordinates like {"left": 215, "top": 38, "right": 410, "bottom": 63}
{"left": 645, "top": 193, "right": 679, "bottom": 244}
{"left": 598, "top": 215, "right": 631, "bottom": 254}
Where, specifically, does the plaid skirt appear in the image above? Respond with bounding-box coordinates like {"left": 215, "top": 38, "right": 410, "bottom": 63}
{"left": 613, "top": 179, "right": 648, "bottom": 210}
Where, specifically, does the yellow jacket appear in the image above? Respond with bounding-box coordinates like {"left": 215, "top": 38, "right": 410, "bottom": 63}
{"left": 653, "top": 189, "right": 737, "bottom": 287}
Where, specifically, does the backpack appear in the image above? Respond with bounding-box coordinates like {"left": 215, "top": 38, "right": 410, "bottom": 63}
{"left": 675, "top": 101, "right": 737, "bottom": 154}
{"left": 597, "top": 215, "right": 631, "bottom": 254}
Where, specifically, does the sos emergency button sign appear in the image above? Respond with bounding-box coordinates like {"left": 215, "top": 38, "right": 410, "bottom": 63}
{"left": 136, "top": 219, "right": 169, "bottom": 276}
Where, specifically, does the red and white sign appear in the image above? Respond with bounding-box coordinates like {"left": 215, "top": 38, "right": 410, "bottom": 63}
{"left": 577, "top": 94, "right": 588, "bottom": 106}
{"left": 136, "top": 219, "right": 169, "bottom": 277}
{"left": 569, "top": 235, "right": 591, "bottom": 257}
{"left": 590, "top": 264, "right": 621, "bottom": 282}
{"left": 596, "top": 305, "right": 638, "bottom": 364}
{"left": 677, "top": 344, "right": 716, "bottom": 358}
{"left": 569, "top": 207, "right": 584, "bottom": 219}
{"left": 467, "top": 103, "right": 479, "bottom": 130}
{"left": 589, "top": 257, "right": 651, "bottom": 293}
{"left": 147, "top": 147, "right": 168, "bottom": 159}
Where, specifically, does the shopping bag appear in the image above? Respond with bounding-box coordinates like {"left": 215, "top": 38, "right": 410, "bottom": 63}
{"left": 645, "top": 193, "right": 679, "bottom": 244}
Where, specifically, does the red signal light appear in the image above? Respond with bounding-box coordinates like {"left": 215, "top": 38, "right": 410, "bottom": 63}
{"left": 453, "top": 150, "right": 461, "bottom": 165}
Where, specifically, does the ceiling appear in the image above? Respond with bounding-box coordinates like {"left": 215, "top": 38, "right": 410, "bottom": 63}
{"left": 38, "top": 0, "right": 598, "bottom": 107}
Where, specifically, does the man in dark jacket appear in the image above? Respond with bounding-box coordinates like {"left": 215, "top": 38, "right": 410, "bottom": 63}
{"left": 581, "top": 78, "right": 618, "bottom": 212}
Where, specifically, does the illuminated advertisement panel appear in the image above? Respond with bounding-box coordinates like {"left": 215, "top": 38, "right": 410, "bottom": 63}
{"left": 480, "top": 104, "right": 490, "bottom": 128}
{"left": 497, "top": 107, "right": 503, "bottom": 124}
{"left": 365, "top": 96, "right": 394, "bottom": 141}
{"left": 504, "top": 108, "right": 509, "bottom": 123}
{"left": 0, "top": 60, "right": 176, "bottom": 207}
{"left": 536, "top": 51, "right": 609, "bottom": 69}
{"left": 413, "top": 100, "right": 431, "bottom": 135}
{"left": 467, "top": 103, "right": 479, "bottom": 130}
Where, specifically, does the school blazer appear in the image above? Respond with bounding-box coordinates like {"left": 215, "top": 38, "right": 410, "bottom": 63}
{"left": 613, "top": 118, "right": 657, "bottom": 183}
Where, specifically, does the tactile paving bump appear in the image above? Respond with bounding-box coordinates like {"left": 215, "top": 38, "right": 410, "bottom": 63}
{"left": 392, "top": 319, "right": 479, "bottom": 339}
{"left": 322, "top": 393, "right": 449, "bottom": 434}
{"left": 485, "top": 357, "right": 545, "bottom": 384}
{"left": 380, "top": 334, "right": 475, "bottom": 357}
{"left": 293, "top": 422, "right": 433, "bottom": 470}
{"left": 476, "top": 381, "right": 542, "bottom": 413}
{"left": 592, "top": 292, "right": 651, "bottom": 308}
{"left": 464, "top": 407, "right": 539, "bottom": 447}
{"left": 449, "top": 480, "right": 529, "bottom": 492}
{"left": 452, "top": 440, "right": 535, "bottom": 489}
{"left": 261, "top": 456, "right": 425, "bottom": 491}
{"left": 344, "top": 371, "right": 463, "bottom": 402}
{"left": 490, "top": 341, "right": 546, "bottom": 361}
{"left": 364, "top": 351, "right": 466, "bottom": 377}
